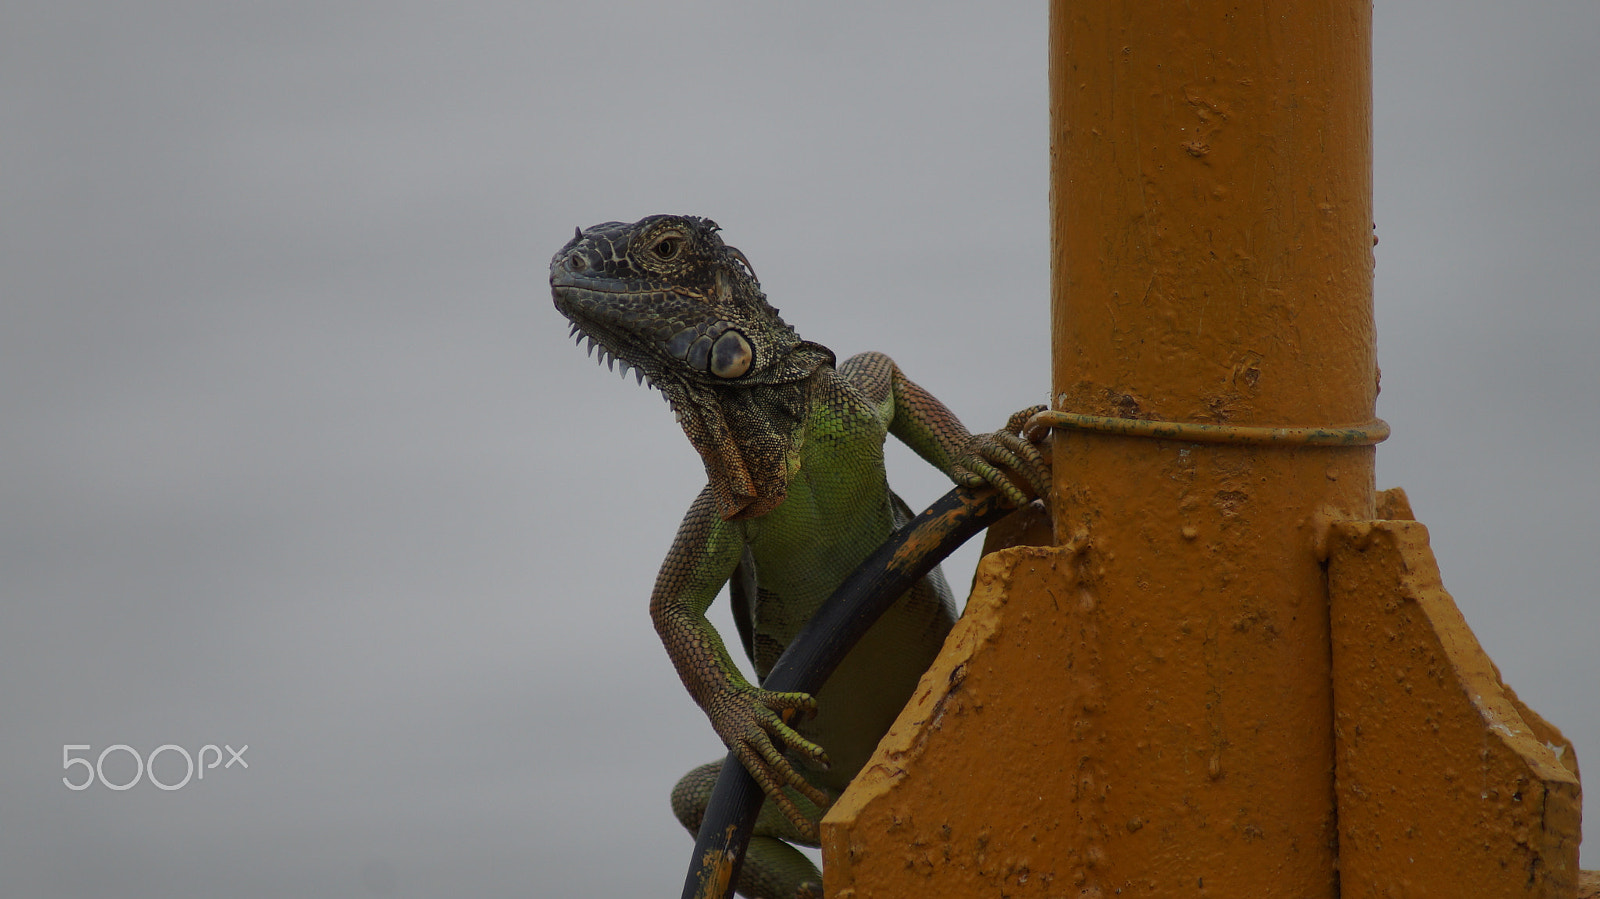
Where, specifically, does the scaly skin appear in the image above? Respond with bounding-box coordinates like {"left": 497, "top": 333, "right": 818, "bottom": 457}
{"left": 550, "top": 215, "right": 1047, "bottom": 898}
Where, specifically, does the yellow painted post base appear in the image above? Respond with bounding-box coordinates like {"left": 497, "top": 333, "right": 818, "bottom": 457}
{"left": 1329, "top": 510, "right": 1583, "bottom": 896}
{"left": 820, "top": 490, "right": 1589, "bottom": 896}
{"left": 820, "top": 543, "right": 1094, "bottom": 897}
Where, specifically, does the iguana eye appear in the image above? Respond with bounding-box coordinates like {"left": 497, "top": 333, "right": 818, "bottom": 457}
{"left": 651, "top": 236, "right": 681, "bottom": 260}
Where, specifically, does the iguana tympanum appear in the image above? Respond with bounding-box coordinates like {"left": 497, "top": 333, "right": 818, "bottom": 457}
{"left": 550, "top": 215, "right": 1048, "bottom": 898}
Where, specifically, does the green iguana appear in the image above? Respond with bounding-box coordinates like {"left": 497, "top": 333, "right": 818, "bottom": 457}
{"left": 550, "top": 215, "right": 1048, "bottom": 898}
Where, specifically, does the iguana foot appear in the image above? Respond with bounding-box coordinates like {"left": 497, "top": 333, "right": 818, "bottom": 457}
{"left": 953, "top": 404, "right": 1052, "bottom": 506}
{"left": 673, "top": 761, "right": 828, "bottom": 899}
{"left": 706, "top": 683, "right": 832, "bottom": 838}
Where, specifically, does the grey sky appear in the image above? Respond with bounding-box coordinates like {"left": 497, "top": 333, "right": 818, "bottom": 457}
{"left": 3, "top": 3, "right": 1596, "bottom": 896}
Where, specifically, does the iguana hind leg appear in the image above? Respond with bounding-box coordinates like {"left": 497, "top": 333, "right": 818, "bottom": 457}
{"left": 672, "top": 760, "right": 826, "bottom": 899}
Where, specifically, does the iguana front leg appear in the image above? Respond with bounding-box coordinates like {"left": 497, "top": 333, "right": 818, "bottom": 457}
{"left": 841, "top": 351, "right": 1051, "bottom": 505}
{"left": 650, "top": 487, "right": 833, "bottom": 838}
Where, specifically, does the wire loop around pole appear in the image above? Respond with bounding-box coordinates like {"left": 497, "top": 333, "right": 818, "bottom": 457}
{"left": 1026, "top": 410, "right": 1390, "bottom": 447}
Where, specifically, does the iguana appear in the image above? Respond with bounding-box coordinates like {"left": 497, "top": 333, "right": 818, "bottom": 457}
{"left": 550, "top": 215, "right": 1048, "bottom": 898}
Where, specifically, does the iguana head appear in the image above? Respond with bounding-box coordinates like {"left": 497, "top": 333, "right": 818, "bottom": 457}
{"left": 551, "top": 215, "right": 833, "bottom": 520}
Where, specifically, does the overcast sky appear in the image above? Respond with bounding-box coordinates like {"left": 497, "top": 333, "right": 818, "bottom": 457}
{"left": 3, "top": 3, "right": 1596, "bottom": 896}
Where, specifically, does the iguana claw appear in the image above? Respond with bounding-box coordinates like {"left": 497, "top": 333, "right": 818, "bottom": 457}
{"left": 955, "top": 404, "right": 1052, "bottom": 507}
{"left": 710, "top": 684, "right": 832, "bottom": 838}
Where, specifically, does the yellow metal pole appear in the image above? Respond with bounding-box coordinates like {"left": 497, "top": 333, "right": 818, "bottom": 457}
{"left": 826, "top": 0, "right": 1373, "bottom": 894}
{"left": 824, "top": 4, "right": 1594, "bottom": 895}
{"left": 1047, "top": 0, "right": 1375, "bottom": 892}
